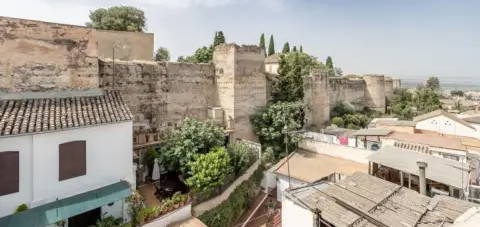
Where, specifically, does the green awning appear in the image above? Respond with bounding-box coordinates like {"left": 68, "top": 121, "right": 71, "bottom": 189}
{"left": 0, "top": 181, "right": 131, "bottom": 227}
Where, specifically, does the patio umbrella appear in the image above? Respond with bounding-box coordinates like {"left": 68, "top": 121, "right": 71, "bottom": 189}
{"left": 152, "top": 158, "right": 160, "bottom": 181}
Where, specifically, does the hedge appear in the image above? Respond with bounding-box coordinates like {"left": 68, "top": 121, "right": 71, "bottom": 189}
{"left": 198, "top": 165, "right": 264, "bottom": 227}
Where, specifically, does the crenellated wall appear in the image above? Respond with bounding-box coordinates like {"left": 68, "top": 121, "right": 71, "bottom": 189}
{"left": 363, "top": 74, "right": 386, "bottom": 113}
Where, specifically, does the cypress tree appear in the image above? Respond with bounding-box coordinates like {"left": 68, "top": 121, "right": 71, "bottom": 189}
{"left": 326, "top": 56, "right": 334, "bottom": 75}
{"left": 268, "top": 35, "right": 275, "bottom": 56}
{"left": 282, "top": 42, "right": 290, "bottom": 53}
{"left": 292, "top": 46, "right": 297, "bottom": 52}
{"left": 259, "top": 33, "right": 266, "bottom": 56}
{"left": 213, "top": 31, "right": 225, "bottom": 48}
{"left": 299, "top": 45, "right": 303, "bottom": 53}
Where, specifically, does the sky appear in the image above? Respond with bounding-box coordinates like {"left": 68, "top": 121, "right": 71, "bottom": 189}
{"left": 1, "top": 0, "right": 479, "bottom": 83}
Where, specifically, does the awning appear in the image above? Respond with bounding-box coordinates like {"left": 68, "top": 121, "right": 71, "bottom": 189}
{"left": 368, "top": 146, "right": 469, "bottom": 189}
{"left": 0, "top": 181, "right": 131, "bottom": 227}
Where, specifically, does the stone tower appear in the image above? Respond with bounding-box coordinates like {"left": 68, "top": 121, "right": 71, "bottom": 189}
{"left": 304, "top": 69, "right": 330, "bottom": 131}
{"left": 363, "top": 74, "right": 386, "bottom": 113}
{"left": 213, "top": 44, "right": 267, "bottom": 141}
{"left": 384, "top": 77, "right": 394, "bottom": 103}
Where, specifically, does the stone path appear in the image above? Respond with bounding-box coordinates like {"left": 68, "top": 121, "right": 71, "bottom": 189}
{"left": 138, "top": 183, "right": 162, "bottom": 208}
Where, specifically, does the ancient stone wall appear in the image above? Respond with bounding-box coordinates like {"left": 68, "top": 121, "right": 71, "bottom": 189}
{"left": 304, "top": 69, "right": 330, "bottom": 130}
{"left": 328, "top": 77, "right": 366, "bottom": 110}
{"left": 384, "top": 77, "right": 394, "bottom": 103}
{"left": 0, "top": 17, "right": 99, "bottom": 92}
{"left": 98, "top": 60, "right": 216, "bottom": 139}
{"left": 363, "top": 74, "right": 386, "bottom": 113}
{"left": 96, "top": 30, "right": 154, "bottom": 61}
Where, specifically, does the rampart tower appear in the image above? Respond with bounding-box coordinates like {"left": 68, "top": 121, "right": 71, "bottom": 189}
{"left": 213, "top": 44, "right": 267, "bottom": 141}
{"left": 363, "top": 74, "right": 386, "bottom": 113}
{"left": 304, "top": 69, "right": 330, "bottom": 130}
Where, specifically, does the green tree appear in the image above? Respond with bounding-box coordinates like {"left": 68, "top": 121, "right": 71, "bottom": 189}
{"left": 292, "top": 46, "right": 297, "bottom": 52}
{"left": 331, "top": 117, "right": 345, "bottom": 128}
{"left": 268, "top": 35, "right": 275, "bottom": 56}
{"left": 213, "top": 31, "right": 226, "bottom": 48}
{"left": 177, "top": 46, "right": 213, "bottom": 63}
{"left": 185, "top": 147, "right": 232, "bottom": 194}
{"left": 325, "top": 56, "right": 334, "bottom": 75}
{"left": 250, "top": 101, "right": 305, "bottom": 159}
{"left": 299, "top": 45, "right": 303, "bottom": 53}
{"left": 426, "top": 76, "right": 440, "bottom": 90}
{"left": 86, "top": 6, "right": 146, "bottom": 32}
{"left": 272, "top": 52, "right": 322, "bottom": 102}
{"left": 154, "top": 47, "right": 170, "bottom": 61}
{"left": 282, "top": 42, "right": 290, "bottom": 53}
{"left": 451, "top": 90, "right": 464, "bottom": 97}
{"left": 227, "top": 143, "right": 256, "bottom": 176}
{"left": 160, "top": 118, "right": 225, "bottom": 176}
{"left": 391, "top": 87, "right": 442, "bottom": 120}
{"left": 259, "top": 33, "right": 266, "bottom": 56}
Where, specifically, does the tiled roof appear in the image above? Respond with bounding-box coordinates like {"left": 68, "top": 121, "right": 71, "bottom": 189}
{"left": 0, "top": 90, "right": 132, "bottom": 137}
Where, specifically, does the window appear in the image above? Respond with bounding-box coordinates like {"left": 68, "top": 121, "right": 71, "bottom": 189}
{"left": 59, "top": 141, "right": 86, "bottom": 181}
{"left": 0, "top": 151, "right": 19, "bottom": 196}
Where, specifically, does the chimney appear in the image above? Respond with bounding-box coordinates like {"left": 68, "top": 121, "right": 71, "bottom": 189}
{"left": 417, "top": 161, "right": 428, "bottom": 195}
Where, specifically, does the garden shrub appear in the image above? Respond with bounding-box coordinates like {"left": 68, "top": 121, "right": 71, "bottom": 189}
{"left": 199, "top": 167, "right": 264, "bottom": 227}
{"left": 227, "top": 143, "right": 257, "bottom": 176}
{"left": 14, "top": 204, "right": 28, "bottom": 213}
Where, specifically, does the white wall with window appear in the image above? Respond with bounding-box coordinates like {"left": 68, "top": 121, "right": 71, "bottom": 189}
{"left": 0, "top": 121, "right": 134, "bottom": 218}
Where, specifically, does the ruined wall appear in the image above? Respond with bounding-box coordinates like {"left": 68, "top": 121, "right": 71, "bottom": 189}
{"left": 0, "top": 17, "right": 98, "bottom": 92}
{"left": 363, "top": 75, "right": 386, "bottom": 113}
{"left": 99, "top": 60, "right": 216, "bottom": 140}
{"left": 96, "top": 30, "right": 154, "bottom": 61}
{"left": 213, "top": 44, "right": 236, "bottom": 130}
{"left": 304, "top": 69, "right": 330, "bottom": 130}
{"left": 328, "top": 77, "right": 366, "bottom": 110}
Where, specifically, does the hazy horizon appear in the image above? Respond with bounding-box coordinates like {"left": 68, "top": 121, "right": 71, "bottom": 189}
{"left": 1, "top": 0, "right": 478, "bottom": 82}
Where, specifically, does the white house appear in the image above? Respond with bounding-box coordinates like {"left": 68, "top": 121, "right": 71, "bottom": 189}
{"left": 414, "top": 109, "right": 480, "bottom": 139}
{"left": 0, "top": 90, "right": 134, "bottom": 227}
{"left": 265, "top": 53, "right": 280, "bottom": 75}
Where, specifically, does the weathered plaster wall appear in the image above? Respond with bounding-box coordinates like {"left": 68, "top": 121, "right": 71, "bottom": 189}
{"left": 98, "top": 60, "right": 216, "bottom": 138}
{"left": 96, "top": 30, "right": 154, "bottom": 61}
{"left": 328, "top": 77, "right": 366, "bottom": 109}
{"left": 0, "top": 17, "right": 99, "bottom": 92}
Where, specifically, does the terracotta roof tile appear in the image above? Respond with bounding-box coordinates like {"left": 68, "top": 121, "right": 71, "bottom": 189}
{"left": 0, "top": 90, "right": 132, "bottom": 137}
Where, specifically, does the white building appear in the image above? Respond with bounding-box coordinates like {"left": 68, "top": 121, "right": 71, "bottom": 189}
{"left": 264, "top": 53, "right": 280, "bottom": 75}
{"left": 282, "top": 172, "right": 479, "bottom": 227}
{"left": 414, "top": 109, "right": 480, "bottom": 139}
{"left": 0, "top": 90, "right": 134, "bottom": 227}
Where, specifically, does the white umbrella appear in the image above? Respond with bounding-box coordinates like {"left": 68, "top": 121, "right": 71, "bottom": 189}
{"left": 152, "top": 159, "right": 160, "bottom": 181}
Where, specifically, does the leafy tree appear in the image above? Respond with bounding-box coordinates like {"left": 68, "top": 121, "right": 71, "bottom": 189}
{"left": 250, "top": 101, "right": 305, "bottom": 159}
{"left": 213, "top": 31, "right": 226, "bottom": 48}
{"left": 272, "top": 52, "right": 322, "bottom": 102}
{"left": 282, "top": 42, "right": 290, "bottom": 53}
{"left": 160, "top": 118, "right": 225, "bottom": 176}
{"left": 391, "top": 87, "right": 441, "bottom": 120}
{"left": 227, "top": 143, "right": 256, "bottom": 176}
{"left": 299, "top": 45, "right": 303, "bottom": 53}
{"left": 177, "top": 46, "right": 213, "bottom": 63}
{"left": 143, "top": 147, "right": 160, "bottom": 178}
{"left": 426, "top": 76, "right": 440, "bottom": 90}
{"left": 451, "top": 90, "right": 464, "bottom": 97}
{"left": 259, "top": 33, "right": 266, "bottom": 55}
{"left": 292, "top": 46, "right": 297, "bottom": 52}
{"left": 331, "top": 117, "right": 345, "bottom": 127}
{"left": 325, "top": 56, "right": 334, "bottom": 75}
{"left": 331, "top": 102, "right": 355, "bottom": 118}
{"left": 185, "top": 147, "right": 232, "bottom": 194}
{"left": 86, "top": 6, "right": 146, "bottom": 32}
{"left": 413, "top": 86, "right": 442, "bottom": 113}
{"left": 268, "top": 35, "right": 275, "bottom": 56}
{"left": 154, "top": 47, "right": 170, "bottom": 61}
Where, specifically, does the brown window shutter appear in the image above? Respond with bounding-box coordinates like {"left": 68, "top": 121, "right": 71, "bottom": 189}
{"left": 0, "top": 151, "right": 19, "bottom": 196}
{"left": 59, "top": 141, "right": 86, "bottom": 181}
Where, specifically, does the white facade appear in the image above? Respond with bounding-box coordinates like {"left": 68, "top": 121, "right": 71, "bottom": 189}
{"left": 281, "top": 195, "right": 314, "bottom": 227}
{"left": 265, "top": 63, "right": 279, "bottom": 75}
{"left": 276, "top": 175, "right": 307, "bottom": 202}
{"left": 416, "top": 115, "right": 480, "bottom": 138}
{"left": 0, "top": 121, "right": 134, "bottom": 218}
{"left": 299, "top": 139, "right": 373, "bottom": 164}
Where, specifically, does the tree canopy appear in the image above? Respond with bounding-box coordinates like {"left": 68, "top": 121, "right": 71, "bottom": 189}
{"left": 282, "top": 42, "right": 290, "bottom": 53}
{"left": 426, "top": 76, "right": 440, "bottom": 90}
{"left": 259, "top": 34, "right": 266, "bottom": 55}
{"left": 159, "top": 118, "right": 225, "bottom": 176}
{"left": 391, "top": 87, "right": 442, "bottom": 120}
{"left": 213, "top": 31, "right": 226, "bottom": 48}
{"left": 272, "top": 52, "right": 322, "bottom": 102}
{"left": 177, "top": 31, "right": 225, "bottom": 63}
{"left": 268, "top": 35, "right": 275, "bottom": 56}
{"left": 325, "top": 56, "right": 334, "bottom": 75}
{"left": 86, "top": 6, "right": 146, "bottom": 32}
{"left": 154, "top": 47, "right": 170, "bottom": 61}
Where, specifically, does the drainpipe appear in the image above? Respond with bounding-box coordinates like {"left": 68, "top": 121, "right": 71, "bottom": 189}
{"left": 417, "top": 161, "right": 428, "bottom": 196}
